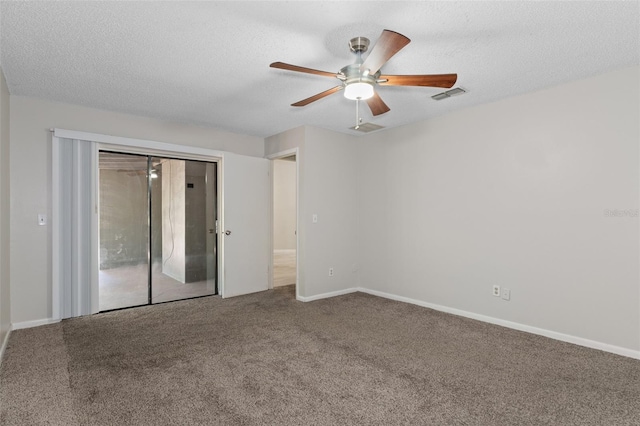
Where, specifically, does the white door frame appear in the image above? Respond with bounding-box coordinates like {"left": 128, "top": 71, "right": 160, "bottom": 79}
{"left": 266, "top": 148, "right": 300, "bottom": 300}
{"left": 52, "top": 128, "right": 225, "bottom": 319}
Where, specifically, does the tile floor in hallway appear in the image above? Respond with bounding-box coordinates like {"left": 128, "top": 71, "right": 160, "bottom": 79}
{"left": 273, "top": 249, "right": 296, "bottom": 287}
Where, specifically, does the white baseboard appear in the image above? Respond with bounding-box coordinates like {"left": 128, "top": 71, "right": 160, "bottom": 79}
{"left": 0, "top": 329, "right": 10, "bottom": 364}
{"left": 358, "top": 288, "right": 640, "bottom": 360}
{"left": 297, "top": 287, "right": 359, "bottom": 302}
{"left": 11, "top": 318, "right": 60, "bottom": 331}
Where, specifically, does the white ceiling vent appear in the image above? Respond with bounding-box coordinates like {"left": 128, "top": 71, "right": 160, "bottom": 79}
{"left": 432, "top": 87, "right": 467, "bottom": 101}
{"left": 350, "top": 122, "right": 385, "bottom": 133}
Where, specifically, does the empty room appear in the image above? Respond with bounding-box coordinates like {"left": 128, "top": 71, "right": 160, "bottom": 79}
{"left": 0, "top": 1, "right": 639, "bottom": 425}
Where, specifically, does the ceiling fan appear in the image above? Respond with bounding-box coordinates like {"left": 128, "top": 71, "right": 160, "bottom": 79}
{"left": 270, "top": 29, "right": 458, "bottom": 117}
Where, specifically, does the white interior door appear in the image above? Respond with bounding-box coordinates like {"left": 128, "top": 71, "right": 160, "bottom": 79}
{"left": 222, "top": 153, "right": 269, "bottom": 297}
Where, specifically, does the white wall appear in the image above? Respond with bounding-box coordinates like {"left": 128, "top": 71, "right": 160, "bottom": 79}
{"left": 0, "top": 68, "right": 10, "bottom": 348}
{"left": 273, "top": 159, "right": 296, "bottom": 250}
{"left": 304, "top": 127, "right": 361, "bottom": 297}
{"left": 10, "top": 96, "right": 264, "bottom": 324}
{"left": 358, "top": 66, "right": 640, "bottom": 352}
{"left": 265, "top": 126, "right": 362, "bottom": 299}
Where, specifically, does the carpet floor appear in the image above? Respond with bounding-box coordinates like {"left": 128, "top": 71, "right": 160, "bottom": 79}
{"left": 1, "top": 286, "right": 639, "bottom": 425}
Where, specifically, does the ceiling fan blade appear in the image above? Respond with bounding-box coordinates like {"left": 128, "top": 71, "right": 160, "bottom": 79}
{"left": 366, "top": 92, "right": 391, "bottom": 116}
{"left": 360, "top": 30, "right": 411, "bottom": 75}
{"left": 378, "top": 74, "right": 458, "bottom": 88}
{"left": 291, "top": 86, "right": 343, "bottom": 107}
{"left": 270, "top": 62, "right": 337, "bottom": 78}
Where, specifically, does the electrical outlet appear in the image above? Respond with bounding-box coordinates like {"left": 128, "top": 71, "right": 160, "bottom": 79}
{"left": 501, "top": 288, "right": 511, "bottom": 301}
{"left": 492, "top": 285, "right": 500, "bottom": 297}
{"left": 329, "top": 267, "right": 334, "bottom": 277}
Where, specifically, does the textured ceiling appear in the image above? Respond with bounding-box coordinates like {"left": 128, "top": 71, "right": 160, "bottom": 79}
{"left": 1, "top": 1, "right": 638, "bottom": 138}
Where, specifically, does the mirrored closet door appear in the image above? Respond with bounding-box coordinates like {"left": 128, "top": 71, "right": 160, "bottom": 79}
{"left": 98, "top": 151, "right": 217, "bottom": 312}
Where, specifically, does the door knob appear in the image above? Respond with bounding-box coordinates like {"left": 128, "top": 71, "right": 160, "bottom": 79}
{"left": 225, "top": 230, "right": 231, "bottom": 236}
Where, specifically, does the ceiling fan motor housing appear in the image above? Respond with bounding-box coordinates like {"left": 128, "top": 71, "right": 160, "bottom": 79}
{"left": 339, "top": 63, "right": 380, "bottom": 86}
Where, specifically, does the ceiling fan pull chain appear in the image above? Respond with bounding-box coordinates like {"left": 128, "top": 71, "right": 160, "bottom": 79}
{"left": 355, "top": 98, "right": 360, "bottom": 130}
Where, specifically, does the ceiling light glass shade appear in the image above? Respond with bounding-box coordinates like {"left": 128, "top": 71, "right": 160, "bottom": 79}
{"left": 344, "top": 82, "right": 374, "bottom": 100}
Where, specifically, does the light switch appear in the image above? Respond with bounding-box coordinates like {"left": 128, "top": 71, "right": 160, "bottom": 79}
{"left": 501, "top": 288, "right": 511, "bottom": 301}
{"left": 38, "top": 214, "right": 47, "bottom": 226}
{"left": 312, "top": 214, "right": 318, "bottom": 223}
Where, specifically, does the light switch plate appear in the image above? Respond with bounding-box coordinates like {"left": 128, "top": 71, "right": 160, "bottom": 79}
{"left": 501, "top": 288, "right": 511, "bottom": 301}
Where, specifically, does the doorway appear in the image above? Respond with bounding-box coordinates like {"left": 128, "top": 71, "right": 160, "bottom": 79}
{"left": 272, "top": 155, "right": 297, "bottom": 295}
{"left": 98, "top": 151, "right": 217, "bottom": 311}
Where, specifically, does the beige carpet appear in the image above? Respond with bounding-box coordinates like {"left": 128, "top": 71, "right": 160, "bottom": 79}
{"left": 1, "top": 286, "right": 639, "bottom": 425}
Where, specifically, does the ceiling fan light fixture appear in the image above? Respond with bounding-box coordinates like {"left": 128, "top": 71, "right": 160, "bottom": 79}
{"left": 344, "top": 82, "right": 374, "bottom": 100}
